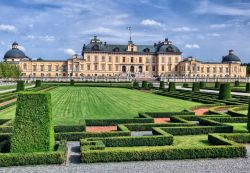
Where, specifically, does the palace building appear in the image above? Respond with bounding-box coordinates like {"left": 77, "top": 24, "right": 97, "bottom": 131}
{"left": 3, "top": 36, "right": 247, "bottom": 79}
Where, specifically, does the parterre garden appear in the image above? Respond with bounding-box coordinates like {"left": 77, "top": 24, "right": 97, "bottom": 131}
{"left": 0, "top": 80, "right": 249, "bottom": 166}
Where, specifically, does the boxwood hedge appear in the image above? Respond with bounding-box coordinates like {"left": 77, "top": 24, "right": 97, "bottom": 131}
{"left": 246, "top": 83, "right": 250, "bottom": 93}
{"left": 159, "top": 81, "right": 165, "bottom": 89}
{"left": 35, "top": 80, "right": 42, "bottom": 88}
{"left": 16, "top": 80, "right": 25, "bottom": 91}
{"left": 192, "top": 82, "right": 200, "bottom": 92}
{"left": 168, "top": 82, "right": 176, "bottom": 92}
{"left": 11, "top": 92, "right": 55, "bottom": 153}
{"left": 142, "top": 81, "right": 148, "bottom": 89}
{"left": 219, "top": 83, "right": 232, "bottom": 100}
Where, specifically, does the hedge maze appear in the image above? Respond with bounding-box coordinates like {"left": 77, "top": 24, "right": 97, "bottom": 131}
{"left": 0, "top": 81, "right": 249, "bottom": 166}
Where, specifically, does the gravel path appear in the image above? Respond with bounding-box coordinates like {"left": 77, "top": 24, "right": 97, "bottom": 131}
{"left": 1, "top": 144, "right": 250, "bottom": 173}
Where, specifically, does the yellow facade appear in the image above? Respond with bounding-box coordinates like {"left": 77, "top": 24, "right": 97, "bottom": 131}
{"left": 3, "top": 38, "right": 247, "bottom": 79}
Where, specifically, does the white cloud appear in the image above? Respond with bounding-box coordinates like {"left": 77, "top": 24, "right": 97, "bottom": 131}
{"left": 39, "top": 35, "right": 56, "bottom": 42}
{"left": 209, "top": 24, "right": 230, "bottom": 29}
{"left": 207, "top": 33, "right": 220, "bottom": 37}
{"left": 64, "top": 48, "right": 76, "bottom": 56}
{"left": 27, "top": 35, "right": 35, "bottom": 39}
{"left": 140, "top": 19, "right": 164, "bottom": 27}
{"left": 194, "top": 1, "right": 250, "bottom": 16}
{"left": 0, "top": 24, "right": 17, "bottom": 32}
{"left": 18, "top": 45, "right": 26, "bottom": 52}
{"left": 172, "top": 26, "right": 198, "bottom": 32}
{"left": 185, "top": 44, "right": 200, "bottom": 49}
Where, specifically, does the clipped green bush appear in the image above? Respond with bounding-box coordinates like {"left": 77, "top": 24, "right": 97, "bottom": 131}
{"left": 16, "top": 80, "right": 25, "bottom": 91}
{"left": 159, "top": 81, "right": 165, "bottom": 89}
{"left": 35, "top": 80, "right": 42, "bottom": 88}
{"left": 132, "top": 81, "right": 139, "bottom": 89}
{"left": 148, "top": 83, "right": 153, "bottom": 89}
{"left": 168, "top": 82, "right": 176, "bottom": 92}
{"left": 215, "top": 82, "right": 220, "bottom": 89}
{"left": 234, "top": 81, "right": 240, "bottom": 87}
{"left": 246, "top": 83, "right": 250, "bottom": 93}
{"left": 248, "top": 100, "right": 250, "bottom": 132}
{"left": 192, "top": 82, "right": 200, "bottom": 92}
{"left": 141, "top": 81, "right": 148, "bottom": 89}
{"left": 70, "top": 79, "right": 75, "bottom": 86}
{"left": 11, "top": 92, "right": 55, "bottom": 153}
{"left": 219, "top": 83, "right": 232, "bottom": 100}
{"left": 200, "top": 82, "right": 206, "bottom": 89}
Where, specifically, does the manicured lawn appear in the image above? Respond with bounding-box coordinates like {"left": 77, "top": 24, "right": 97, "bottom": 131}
{"left": 173, "top": 135, "right": 211, "bottom": 147}
{"left": 237, "top": 110, "right": 248, "bottom": 115}
{"left": 0, "top": 85, "right": 16, "bottom": 91}
{"left": 0, "top": 87, "right": 200, "bottom": 125}
{"left": 225, "top": 123, "right": 248, "bottom": 133}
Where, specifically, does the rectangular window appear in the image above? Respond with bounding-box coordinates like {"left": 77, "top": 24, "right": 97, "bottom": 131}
{"left": 226, "top": 67, "right": 229, "bottom": 73}
{"left": 220, "top": 67, "right": 223, "bottom": 73}
{"left": 162, "top": 65, "right": 165, "bottom": 71}
{"left": 55, "top": 65, "right": 59, "bottom": 71}
{"left": 40, "top": 65, "right": 44, "bottom": 71}
{"left": 123, "top": 57, "right": 126, "bottom": 63}
{"left": 116, "top": 56, "right": 119, "bottom": 63}
{"left": 94, "top": 65, "right": 98, "bottom": 70}
{"left": 87, "top": 55, "right": 90, "bottom": 61}
{"left": 162, "top": 57, "right": 165, "bottom": 63}
{"left": 146, "top": 65, "right": 149, "bottom": 71}
{"left": 168, "top": 57, "right": 171, "bottom": 64}
{"left": 95, "top": 56, "right": 98, "bottom": 62}
{"left": 48, "top": 65, "right": 52, "bottom": 71}
{"left": 102, "top": 56, "right": 105, "bottom": 62}
{"left": 102, "top": 64, "right": 105, "bottom": 70}
{"left": 207, "top": 67, "right": 210, "bottom": 73}
{"left": 108, "top": 65, "right": 112, "bottom": 71}
{"left": 213, "top": 67, "right": 216, "bottom": 73}
{"left": 146, "top": 57, "right": 150, "bottom": 63}
{"left": 139, "top": 57, "right": 142, "bottom": 63}
{"left": 175, "top": 57, "right": 178, "bottom": 63}
{"left": 81, "top": 64, "right": 84, "bottom": 70}
{"left": 33, "top": 65, "right": 37, "bottom": 71}
{"left": 115, "top": 65, "right": 119, "bottom": 71}
{"left": 152, "top": 65, "right": 155, "bottom": 71}
{"left": 131, "top": 57, "right": 134, "bottom": 63}
{"left": 87, "top": 64, "right": 90, "bottom": 70}
{"left": 109, "top": 56, "right": 112, "bottom": 62}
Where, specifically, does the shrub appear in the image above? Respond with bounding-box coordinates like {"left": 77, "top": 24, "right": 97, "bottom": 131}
{"left": 192, "top": 82, "right": 200, "bottom": 92}
{"left": 132, "top": 81, "right": 139, "bottom": 89}
{"left": 246, "top": 83, "right": 250, "bottom": 93}
{"left": 219, "top": 83, "right": 232, "bottom": 100}
{"left": 11, "top": 92, "right": 55, "bottom": 153}
{"left": 85, "top": 118, "right": 153, "bottom": 126}
{"left": 234, "top": 81, "right": 240, "bottom": 87}
{"left": 248, "top": 99, "right": 250, "bottom": 132}
{"left": 16, "top": 80, "right": 25, "bottom": 91}
{"left": 141, "top": 81, "right": 148, "bottom": 89}
{"left": 54, "top": 124, "right": 86, "bottom": 133}
{"left": 183, "top": 83, "right": 189, "bottom": 87}
{"left": 70, "top": 79, "right": 75, "bottom": 86}
{"left": 168, "top": 82, "right": 176, "bottom": 92}
{"left": 200, "top": 82, "right": 206, "bottom": 89}
{"left": 159, "top": 81, "right": 165, "bottom": 89}
{"left": 148, "top": 83, "right": 154, "bottom": 89}
{"left": 215, "top": 82, "right": 220, "bottom": 89}
{"left": 35, "top": 80, "right": 42, "bottom": 88}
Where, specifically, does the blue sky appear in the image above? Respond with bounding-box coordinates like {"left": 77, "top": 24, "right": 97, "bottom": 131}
{"left": 0, "top": 0, "right": 250, "bottom": 62}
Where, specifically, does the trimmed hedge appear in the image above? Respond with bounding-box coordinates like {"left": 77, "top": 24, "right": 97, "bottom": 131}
{"left": 70, "top": 79, "right": 75, "bottom": 86}
{"left": 11, "top": 92, "right": 55, "bottom": 153}
{"left": 192, "top": 82, "right": 200, "bottom": 92}
{"left": 219, "top": 83, "right": 232, "bottom": 100}
{"left": 54, "top": 124, "right": 86, "bottom": 133}
{"left": 215, "top": 82, "right": 221, "bottom": 89}
{"left": 0, "top": 141, "right": 67, "bottom": 167}
{"left": 183, "top": 83, "right": 189, "bottom": 88}
{"left": 159, "top": 81, "right": 165, "bottom": 89}
{"left": 234, "top": 81, "right": 240, "bottom": 87}
{"left": 142, "top": 81, "right": 148, "bottom": 89}
{"left": 16, "top": 80, "right": 25, "bottom": 91}
{"left": 139, "top": 111, "right": 195, "bottom": 118}
{"left": 246, "top": 83, "right": 250, "bottom": 93}
{"left": 168, "top": 82, "right": 176, "bottom": 92}
{"left": 221, "top": 133, "right": 250, "bottom": 143}
{"left": 132, "top": 81, "right": 139, "bottom": 89}
{"left": 248, "top": 100, "right": 250, "bottom": 132}
{"left": 200, "top": 82, "right": 206, "bottom": 89}
{"left": 35, "top": 80, "right": 42, "bottom": 87}
{"left": 148, "top": 83, "right": 154, "bottom": 89}
{"left": 85, "top": 118, "right": 153, "bottom": 126}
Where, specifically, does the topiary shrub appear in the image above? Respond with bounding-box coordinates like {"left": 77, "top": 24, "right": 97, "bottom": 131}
{"left": 246, "top": 83, "right": 250, "bottom": 93}
{"left": 200, "top": 82, "right": 206, "bottom": 89}
{"left": 168, "top": 82, "right": 176, "bottom": 92}
{"left": 70, "top": 79, "right": 75, "bottom": 86}
{"left": 219, "top": 83, "right": 232, "bottom": 100}
{"left": 215, "top": 82, "right": 220, "bottom": 89}
{"left": 16, "top": 80, "right": 25, "bottom": 91}
{"left": 11, "top": 92, "right": 55, "bottom": 153}
{"left": 248, "top": 100, "right": 250, "bottom": 132}
{"left": 35, "top": 80, "right": 42, "bottom": 88}
{"left": 148, "top": 83, "right": 154, "bottom": 89}
{"left": 159, "top": 81, "right": 165, "bottom": 89}
{"left": 182, "top": 83, "right": 189, "bottom": 88}
{"left": 234, "top": 80, "right": 240, "bottom": 87}
{"left": 133, "top": 81, "right": 139, "bottom": 89}
{"left": 142, "top": 81, "right": 148, "bottom": 89}
{"left": 192, "top": 82, "right": 200, "bottom": 92}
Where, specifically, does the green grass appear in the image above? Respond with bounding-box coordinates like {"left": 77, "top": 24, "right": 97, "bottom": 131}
{"left": 173, "top": 135, "right": 211, "bottom": 147}
{"left": 225, "top": 123, "right": 248, "bottom": 133}
{"left": 237, "top": 110, "right": 248, "bottom": 115}
{"left": 0, "top": 87, "right": 200, "bottom": 125}
{"left": 0, "top": 85, "right": 17, "bottom": 91}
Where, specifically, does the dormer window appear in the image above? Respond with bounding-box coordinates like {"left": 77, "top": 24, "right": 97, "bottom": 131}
{"left": 113, "top": 47, "right": 119, "bottom": 52}
{"left": 92, "top": 45, "right": 99, "bottom": 51}
{"left": 143, "top": 48, "right": 150, "bottom": 53}
{"left": 166, "top": 46, "right": 173, "bottom": 52}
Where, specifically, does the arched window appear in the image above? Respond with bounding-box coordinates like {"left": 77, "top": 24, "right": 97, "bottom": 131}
{"left": 130, "top": 66, "right": 135, "bottom": 73}
{"left": 92, "top": 45, "right": 99, "bottom": 51}
{"left": 139, "top": 66, "right": 142, "bottom": 73}
{"left": 122, "top": 66, "right": 126, "bottom": 73}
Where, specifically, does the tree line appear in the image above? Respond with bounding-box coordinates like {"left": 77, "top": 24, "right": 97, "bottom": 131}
{"left": 0, "top": 62, "right": 21, "bottom": 79}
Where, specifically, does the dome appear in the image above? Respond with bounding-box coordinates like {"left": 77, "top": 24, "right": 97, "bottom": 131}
{"left": 222, "top": 50, "right": 241, "bottom": 63}
{"left": 3, "top": 42, "right": 26, "bottom": 60}
{"left": 155, "top": 38, "right": 181, "bottom": 53}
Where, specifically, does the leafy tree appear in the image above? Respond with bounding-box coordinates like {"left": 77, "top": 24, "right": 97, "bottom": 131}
{"left": 0, "top": 62, "right": 21, "bottom": 79}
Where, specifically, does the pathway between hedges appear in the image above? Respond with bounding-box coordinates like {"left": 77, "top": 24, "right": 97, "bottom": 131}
{"left": 66, "top": 142, "right": 81, "bottom": 165}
